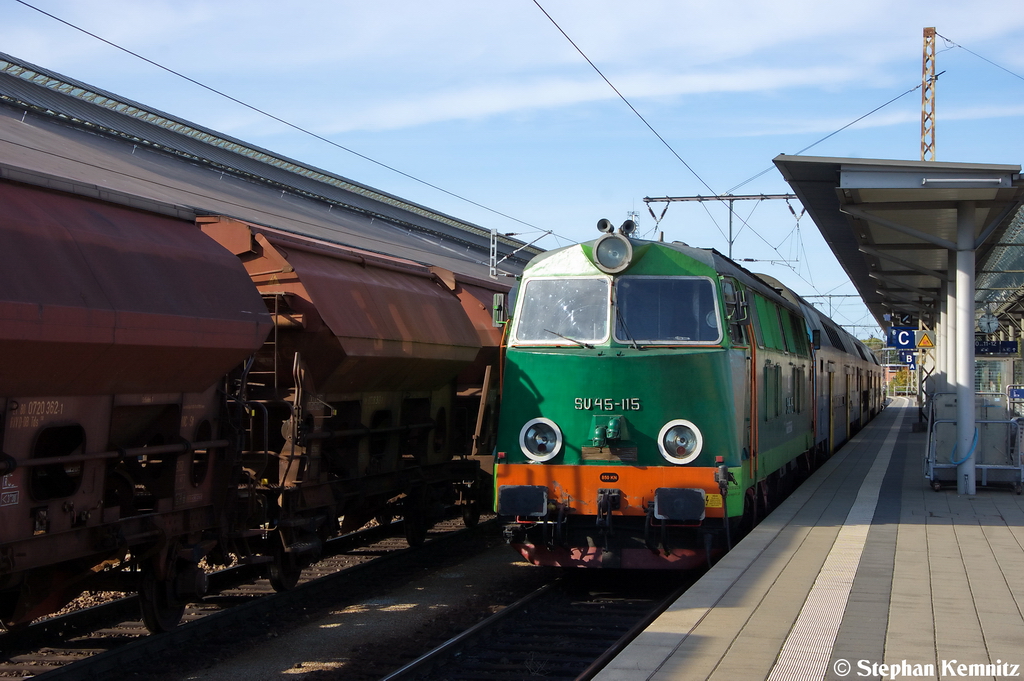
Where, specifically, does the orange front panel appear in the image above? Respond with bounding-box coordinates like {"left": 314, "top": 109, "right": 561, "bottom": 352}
{"left": 496, "top": 463, "right": 723, "bottom": 518}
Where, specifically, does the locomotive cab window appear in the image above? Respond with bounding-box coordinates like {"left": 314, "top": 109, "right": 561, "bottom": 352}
{"left": 513, "top": 277, "right": 610, "bottom": 345}
{"left": 613, "top": 276, "right": 722, "bottom": 345}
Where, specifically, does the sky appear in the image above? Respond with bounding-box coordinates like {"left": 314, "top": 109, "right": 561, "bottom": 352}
{"left": 5, "top": 0, "right": 1024, "bottom": 338}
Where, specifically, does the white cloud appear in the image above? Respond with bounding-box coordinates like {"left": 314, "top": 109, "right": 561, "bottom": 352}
{"left": 6, "top": 0, "right": 1023, "bottom": 136}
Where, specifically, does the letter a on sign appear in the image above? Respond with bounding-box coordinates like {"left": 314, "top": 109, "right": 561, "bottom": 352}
{"left": 916, "top": 330, "right": 935, "bottom": 349}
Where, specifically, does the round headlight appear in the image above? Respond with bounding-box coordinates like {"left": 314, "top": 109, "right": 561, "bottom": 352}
{"left": 594, "top": 233, "right": 633, "bottom": 273}
{"left": 657, "top": 419, "right": 703, "bottom": 464}
{"left": 519, "top": 418, "right": 562, "bottom": 462}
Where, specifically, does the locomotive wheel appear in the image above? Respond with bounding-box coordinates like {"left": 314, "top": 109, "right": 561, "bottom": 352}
{"left": 139, "top": 566, "right": 184, "bottom": 633}
{"left": 738, "top": 489, "right": 758, "bottom": 538}
{"left": 268, "top": 548, "right": 302, "bottom": 592}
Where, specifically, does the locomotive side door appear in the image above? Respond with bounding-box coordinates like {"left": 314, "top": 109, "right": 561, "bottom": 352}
{"left": 746, "top": 342, "right": 755, "bottom": 479}
{"left": 723, "top": 277, "right": 755, "bottom": 481}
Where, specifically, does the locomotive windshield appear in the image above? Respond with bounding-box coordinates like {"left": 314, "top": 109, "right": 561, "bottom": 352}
{"left": 513, "top": 277, "right": 610, "bottom": 345}
{"left": 614, "top": 276, "right": 722, "bottom": 344}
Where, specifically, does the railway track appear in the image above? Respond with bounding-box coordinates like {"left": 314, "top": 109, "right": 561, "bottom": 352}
{"left": 0, "top": 516, "right": 495, "bottom": 680}
{"left": 381, "top": 571, "right": 695, "bottom": 681}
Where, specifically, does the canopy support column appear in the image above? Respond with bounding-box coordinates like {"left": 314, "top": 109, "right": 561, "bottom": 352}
{"left": 937, "top": 281, "right": 947, "bottom": 393}
{"left": 947, "top": 250, "right": 958, "bottom": 391}
{"left": 956, "top": 201, "right": 976, "bottom": 495}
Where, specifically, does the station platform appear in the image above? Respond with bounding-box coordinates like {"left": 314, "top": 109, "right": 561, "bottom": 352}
{"left": 595, "top": 398, "right": 1024, "bottom": 681}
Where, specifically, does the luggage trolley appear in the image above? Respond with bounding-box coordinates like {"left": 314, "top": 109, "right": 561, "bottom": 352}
{"left": 926, "top": 391, "right": 1024, "bottom": 493}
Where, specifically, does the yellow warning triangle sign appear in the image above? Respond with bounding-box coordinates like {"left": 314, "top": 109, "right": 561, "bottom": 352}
{"left": 916, "top": 330, "right": 935, "bottom": 348}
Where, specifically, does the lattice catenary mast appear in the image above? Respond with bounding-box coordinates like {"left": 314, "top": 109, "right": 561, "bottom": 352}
{"left": 921, "top": 27, "right": 937, "bottom": 161}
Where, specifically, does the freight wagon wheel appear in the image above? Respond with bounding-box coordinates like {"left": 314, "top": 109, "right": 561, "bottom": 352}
{"left": 268, "top": 545, "right": 302, "bottom": 592}
{"left": 139, "top": 566, "right": 184, "bottom": 633}
{"left": 404, "top": 515, "right": 428, "bottom": 547}
{"left": 403, "top": 490, "right": 430, "bottom": 546}
{"left": 462, "top": 502, "right": 480, "bottom": 528}
{"left": 0, "top": 589, "right": 23, "bottom": 632}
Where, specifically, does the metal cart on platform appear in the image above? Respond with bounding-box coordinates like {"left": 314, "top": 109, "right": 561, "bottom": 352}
{"left": 925, "top": 391, "right": 1024, "bottom": 493}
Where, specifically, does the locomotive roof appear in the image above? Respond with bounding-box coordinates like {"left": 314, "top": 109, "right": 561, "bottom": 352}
{"left": 0, "top": 52, "right": 538, "bottom": 282}
{"left": 525, "top": 236, "right": 794, "bottom": 305}
{"left": 521, "top": 236, "right": 875, "bottom": 361}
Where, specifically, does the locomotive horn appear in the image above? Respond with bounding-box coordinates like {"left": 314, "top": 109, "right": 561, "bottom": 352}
{"left": 597, "top": 218, "right": 615, "bottom": 233}
{"left": 619, "top": 220, "right": 637, "bottom": 236}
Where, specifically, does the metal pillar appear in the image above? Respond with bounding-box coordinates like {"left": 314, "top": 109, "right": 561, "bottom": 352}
{"left": 956, "top": 202, "right": 976, "bottom": 495}
{"left": 727, "top": 199, "right": 734, "bottom": 259}
{"left": 947, "top": 250, "right": 958, "bottom": 390}
{"left": 937, "top": 281, "right": 948, "bottom": 393}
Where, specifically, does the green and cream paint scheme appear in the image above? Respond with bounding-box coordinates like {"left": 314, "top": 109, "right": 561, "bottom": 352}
{"left": 495, "top": 221, "right": 882, "bottom": 569}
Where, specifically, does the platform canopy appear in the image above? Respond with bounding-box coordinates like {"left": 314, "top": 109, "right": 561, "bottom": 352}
{"left": 774, "top": 155, "right": 1024, "bottom": 331}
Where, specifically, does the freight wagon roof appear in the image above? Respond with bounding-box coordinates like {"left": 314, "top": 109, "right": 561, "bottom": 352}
{"left": 0, "top": 182, "right": 272, "bottom": 396}
{"left": 0, "top": 52, "right": 537, "bottom": 281}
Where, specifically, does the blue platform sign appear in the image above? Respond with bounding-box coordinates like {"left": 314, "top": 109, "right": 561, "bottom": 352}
{"left": 975, "top": 340, "right": 1019, "bottom": 356}
{"left": 887, "top": 327, "right": 917, "bottom": 348}
{"left": 897, "top": 350, "right": 916, "bottom": 371}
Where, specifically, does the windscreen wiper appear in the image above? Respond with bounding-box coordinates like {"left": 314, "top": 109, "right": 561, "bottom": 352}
{"left": 615, "top": 308, "right": 641, "bottom": 350}
{"left": 543, "top": 329, "right": 594, "bottom": 349}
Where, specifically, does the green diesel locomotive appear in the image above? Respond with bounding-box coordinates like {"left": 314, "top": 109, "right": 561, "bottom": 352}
{"left": 495, "top": 219, "right": 882, "bottom": 569}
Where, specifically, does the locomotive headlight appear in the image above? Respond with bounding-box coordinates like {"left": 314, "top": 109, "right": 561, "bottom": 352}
{"left": 519, "top": 417, "right": 562, "bottom": 462}
{"left": 657, "top": 419, "right": 703, "bottom": 464}
{"left": 593, "top": 233, "right": 633, "bottom": 274}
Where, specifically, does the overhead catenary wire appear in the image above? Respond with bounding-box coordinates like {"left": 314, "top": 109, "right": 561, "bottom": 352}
{"left": 12, "top": 0, "right": 578, "bottom": 245}
{"left": 531, "top": 1, "right": 895, "bottom": 336}
{"left": 725, "top": 83, "right": 924, "bottom": 195}
{"left": 531, "top": 0, "right": 717, "bottom": 198}
{"left": 729, "top": 31, "right": 1024, "bottom": 197}
{"left": 936, "top": 32, "right": 1024, "bottom": 83}
{"left": 528, "top": 0, "right": 823, "bottom": 288}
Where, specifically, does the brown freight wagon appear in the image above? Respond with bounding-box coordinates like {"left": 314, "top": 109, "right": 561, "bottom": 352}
{"left": 0, "top": 182, "right": 272, "bottom": 631}
{"left": 198, "top": 217, "right": 507, "bottom": 590}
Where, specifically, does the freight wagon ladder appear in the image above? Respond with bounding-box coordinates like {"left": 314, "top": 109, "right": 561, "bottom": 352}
{"left": 248, "top": 293, "right": 283, "bottom": 394}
